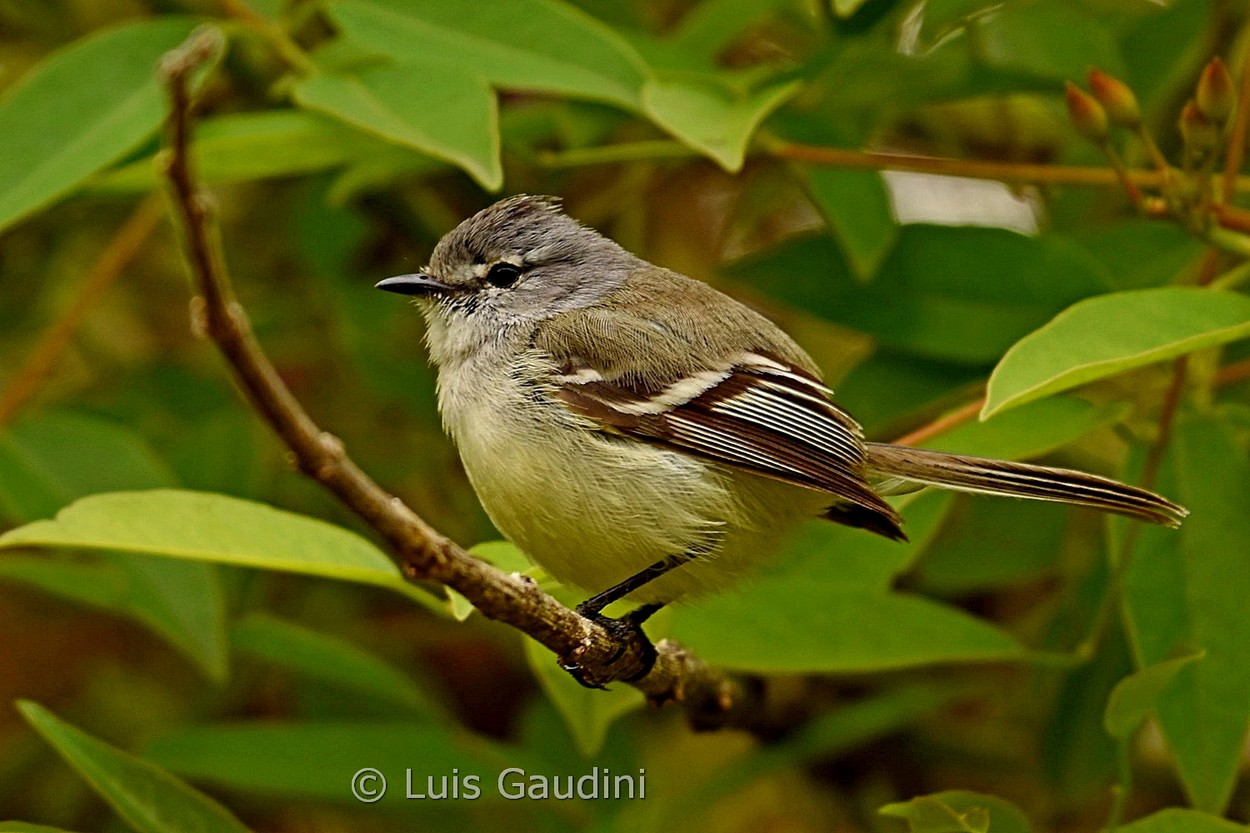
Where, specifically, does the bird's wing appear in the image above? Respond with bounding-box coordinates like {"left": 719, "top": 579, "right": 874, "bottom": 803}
{"left": 544, "top": 342, "right": 903, "bottom": 538}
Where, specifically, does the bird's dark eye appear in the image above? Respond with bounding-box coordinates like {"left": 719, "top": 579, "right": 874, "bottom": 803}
{"left": 486, "top": 262, "right": 522, "bottom": 288}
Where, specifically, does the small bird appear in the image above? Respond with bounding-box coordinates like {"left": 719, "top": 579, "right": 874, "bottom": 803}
{"left": 378, "top": 195, "right": 1186, "bottom": 676}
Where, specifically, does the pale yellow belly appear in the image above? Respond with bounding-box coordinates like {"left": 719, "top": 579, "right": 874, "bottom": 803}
{"left": 453, "top": 403, "right": 821, "bottom": 603}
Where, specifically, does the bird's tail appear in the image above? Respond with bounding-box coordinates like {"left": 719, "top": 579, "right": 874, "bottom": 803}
{"left": 863, "top": 443, "right": 1188, "bottom": 528}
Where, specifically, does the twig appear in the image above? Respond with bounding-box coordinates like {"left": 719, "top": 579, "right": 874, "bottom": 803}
{"left": 1219, "top": 44, "right": 1250, "bottom": 203}
{"left": 1199, "top": 48, "right": 1250, "bottom": 284}
{"left": 1077, "top": 357, "right": 1188, "bottom": 659}
{"left": 537, "top": 142, "right": 700, "bottom": 169}
{"left": 1137, "top": 359, "right": 1187, "bottom": 496}
{"left": 1215, "top": 356, "right": 1250, "bottom": 386}
{"left": 0, "top": 195, "right": 163, "bottom": 426}
{"left": 768, "top": 140, "right": 1250, "bottom": 191}
{"left": 890, "top": 397, "right": 985, "bottom": 447}
{"left": 1100, "top": 141, "right": 1144, "bottom": 205}
{"left": 157, "top": 28, "right": 760, "bottom": 721}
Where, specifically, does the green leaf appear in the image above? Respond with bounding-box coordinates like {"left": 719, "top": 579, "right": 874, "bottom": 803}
{"left": 231, "top": 613, "right": 441, "bottom": 713}
{"left": 671, "top": 493, "right": 1029, "bottom": 672}
{"left": 642, "top": 75, "right": 798, "bottom": 171}
{"left": 522, "top": 638, "right": 642, "bottom": 757}
{"left": 728, "top": 227, "right": 1106, "bottom": 365}
{"left": 0, "top": 824, "right": 84, "bottom": 832}
{"left": 448, "top": 541, "right": 535, "bottom": 620}
{"left": 799, "top": 34, "right": 973, "bottom": 115}
{"left": 1116, "top": 808, "right": 1250, "bottom": 833}
{"left": 324, "top": 0, "right": 648, "bottom": 109}
{"left": 802, "top": 166, "right": 898, "bottom": 281}
{"left": 445, "top": 588, "right": 476, "bottom": 622}
{"left": 324, "top": 143, "right": 446, "bottom": 203}
{"left": 144, "top": 722, "right": 514, "bottom": 803}
{"left": 0, "top": 411, "right": 178, "bottom": 523}
{"left": 772, "top": 491, "right": 956, "bottom": 594}
{"left": 166, "top": 412, "right": 268, "bottom": 499}
{"left": 1104, "top": 650, "right": 1205, "bottom": 741}
{"left": 1072, "top": 221, "right": 1204, "bottom": 292}
{"left": 881, "top": 799, "right": 989, "bottom": 833}
{"left": 91, "top": 110, "right": 395, "bottom": 192}
{"left": 677, "top": 590, "right": 1025, "bottom": 673}
{"left": 16, "top": 702, "right": 252, "bottom": 833}
{"left": 913, "top": 499, "right": 1068, "bottom": 595}
{"left": 1122, "top": 414, "right": 1250, "bottom": 812}
{"left": 830, "top": 0, "right": 870, "bottom": 17}
{"left": 835, "top": 353, "right": 983, "bottom": 436}
{"left": 0, "top": 557, "right": 127, "bottom": 615}
{"left": 921, "top": 396, "right": 1129, "bottom": 462}
{"left": 1119, "top": 1, "right": 1209, "bottom": 111}
{"left": 671, "top": 682, "right": 965, "bottom": 826}
{"left": 880, "top": 790, "right": 1030, "bottom": 833}
{"left": 0, "top": 553, "right": 227, "bottom": 680}
{"left": 984, "top": 289, "right": 1250, "bottom": 418}
{"left": 293, "top": 63, "right": 502, "bottom": 190}
{"left": 468, "top": 540, "right": 532, "bottom": 574}
{"left": 1041, "top": 617, "right": 1131, "bottom": 798}
{"left": 0, "top": 413, "right": 228, "bottom": 680}
{"left": 0, "top": 17, "right": 201, "bottom": 232}
{"left": 667, "top": 0, "right": 791, "bottom": 61}
{"left": 116, "top": 555, "right": 229, "bottom": 681}
{"left": 236, "top": 0, "right": 282, "bottom": 18}
{"left": 916, "top": 1, "right": 998, "bottom": 42}
{"left": 793, "top": 693, "right": 961, "bottom": 763}
{"left": 976, "top": 1, "right": 1124, "bottom": 81}
{"left": 0, "top": 490, "right": 431, "bottom": 604}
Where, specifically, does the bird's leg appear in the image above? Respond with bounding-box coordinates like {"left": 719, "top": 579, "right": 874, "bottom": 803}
{"left": 577, "top": 553, "right": 695, "bottom": 618}
{"left": 562, "top": 552, "right": 696, "bottom": 689}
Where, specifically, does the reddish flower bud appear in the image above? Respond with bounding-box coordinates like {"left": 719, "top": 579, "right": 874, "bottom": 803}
{"left": 1196, "top": 56, "right": 1235, "bottom": 125}
{"left": 1065, "top": 81, "right": 1109, "bottom": 143}
{"left": 1180, "top": 99, "right": 1220, "bottom": 154}
{"left": 1088, "top": 68, "right": 1141, "bottom": 127}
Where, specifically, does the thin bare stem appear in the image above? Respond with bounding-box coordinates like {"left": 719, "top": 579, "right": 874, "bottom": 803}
{"left": 1136, "top": 124, "right": 1174, "bottom": 181}
{"left": 157, "top": 28, "right": 763, "bottom": 720}
{"left": 1077, "top": 358, "right": 1188, "bottom": 659}
{"left": 0, "top": 195, "right": 163, "bottom": 426}
{"left": 1220, "top": 44, "right": 1250, "bottom": 203}
{"left": 1204, "top": 222, "right": 1250, "bottom": 257}
{"left": 1215, "top": 356, "right": 1250, "bottom": 386}
{"left": 768, "top": 140, "right": 1250, "bottom": 191}
{"left": 890, "top": 398, "right": 985, "bottom": 447}
{"left": 1209, "top": 202, "right": 1250, "bottom": 234}
{"left": 1138, "top": 360, "right": 1187, "bottom": 494}
{"left": 1100, "top": 141, "right": 1144, "bottom": 205}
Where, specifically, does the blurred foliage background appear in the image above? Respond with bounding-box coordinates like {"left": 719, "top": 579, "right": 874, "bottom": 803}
{"left": 2, "top": 0, "right": 1250, "bottom": 831}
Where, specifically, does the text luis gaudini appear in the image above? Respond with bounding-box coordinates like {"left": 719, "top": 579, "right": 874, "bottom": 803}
{"left": 409, "top": 767, "right": 646, "bottom": 800}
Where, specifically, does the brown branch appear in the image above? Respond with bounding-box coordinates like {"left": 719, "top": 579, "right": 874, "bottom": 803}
{"left": 1216, "top": 356, "right": 1250, "bottom": 387}
{"left": 1100, "top": 140, "right": 1144, "bottom": 205}
{"left": 1220, "top": 44, "right": 1250, "bottom": 203}
{"left": 1137, "top": 359, "right": 1187, "bottom": 494}
{"left": 769, "top": 140, "right": 1250, "bottom": 191}
{"left": 0, "top": 195, "right": 163, "bottom": 426}
{"left": 1200, "top": 48, "right": 1250, "bottom": 284}
{"left": 157, "top": 28, "right": 761, "bottom": 722}
{"left": 889, "top": 397, "right": 985, "bottom": 448}
{"left": 1078, "top": 348, "right": 1190, "bottom": 660}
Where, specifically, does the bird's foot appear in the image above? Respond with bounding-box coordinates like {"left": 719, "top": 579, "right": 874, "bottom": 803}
{"left": 560, "top": 603, "right": 663, "bottom": 689}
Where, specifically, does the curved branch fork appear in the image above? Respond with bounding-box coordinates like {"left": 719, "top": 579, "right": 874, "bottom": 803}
{"left": 157, "top": 28, "right": 759, "bottom": 727}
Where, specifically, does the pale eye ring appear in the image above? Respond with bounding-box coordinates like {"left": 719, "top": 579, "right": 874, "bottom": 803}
{"left": 486, "top": 262, "right": 522, "bottom": 288}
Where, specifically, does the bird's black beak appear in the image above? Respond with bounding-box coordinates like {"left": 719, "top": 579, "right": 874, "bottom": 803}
{"left": 375, "top": 273, "right": 453, "bottom": 296}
